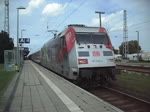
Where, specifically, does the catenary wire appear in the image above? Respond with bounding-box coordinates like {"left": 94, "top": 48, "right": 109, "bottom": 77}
{"left": 55, "top": 0, "right": 88, "bottom": 29}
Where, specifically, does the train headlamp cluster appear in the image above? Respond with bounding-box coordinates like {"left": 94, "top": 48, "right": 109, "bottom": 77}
{"left": 78, "top": 59, "right": 88, "bottom": 64}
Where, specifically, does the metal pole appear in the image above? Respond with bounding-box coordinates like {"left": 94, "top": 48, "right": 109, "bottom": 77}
{"left": 95, "top": 11, "right": 105, "bottom": 28}
{"left": 21, "top": 29, "right": 26, "bottom": 45}
{"left": 21, "top": 30, "right": 23, "bottom": 39}
{"left": 17, "top": 8, "right": 19, "bottom": 71}
{"left": 17, "top": 7, "right": 25, "bottom": 71}
{"left": 99, "top": 14, "right": 101, "bottom": 28}
{"left": 4, "top": 0, "right": 9, "bottom": 35}
{"left": 136, "top": 31, "right": 139, "bottom": 61}
{"left": 20, "top": 29, "right": 26, "bottom": 65}
{"left": 123, "top": 10, "right": 128, "bottom": 59}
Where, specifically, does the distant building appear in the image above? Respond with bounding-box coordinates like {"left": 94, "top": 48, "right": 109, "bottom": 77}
{"left": 114, "top": 54, "right": 122, "bottom": 61}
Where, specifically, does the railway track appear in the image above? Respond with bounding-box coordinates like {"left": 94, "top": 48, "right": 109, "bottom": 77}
{"left": 116, "top": 65, "right": 150, "bottom": 74}
{"left": 86, "top": 86, "right": 150, "bottom": 112}
{"left": 35, "top": 61, "right": 150, "bottom": 111}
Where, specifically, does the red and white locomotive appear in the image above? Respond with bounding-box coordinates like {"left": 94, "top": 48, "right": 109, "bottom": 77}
{"left": 30, "top": 24, "right": 116, "bottom": 84}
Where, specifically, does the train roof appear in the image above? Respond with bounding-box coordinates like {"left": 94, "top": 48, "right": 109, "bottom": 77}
{"left": 43, "top": 25, "right": 106, "bottom": 47}
{"left": 74, "top": 26, "right": 100, "bottom": 32}
{"left": 59, "top": 25, "right": 101, "bottom": 37}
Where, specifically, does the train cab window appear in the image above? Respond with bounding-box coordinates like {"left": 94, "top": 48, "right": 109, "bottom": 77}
{"left": 76, "top": 33, "right": 91, "bottom": 44}
{"left": 76, "top": 32, "right": 109, "bottom": 44}
{"left": 92, "top": 33, "right": 109, "bottom": 44}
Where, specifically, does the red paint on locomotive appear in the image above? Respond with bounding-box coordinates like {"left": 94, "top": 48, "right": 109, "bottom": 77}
{"left": 64, "top": 27, "right": 76, "bottom": 53}
{"left": 99, "top": 27, "right": 113, "bottom": 50}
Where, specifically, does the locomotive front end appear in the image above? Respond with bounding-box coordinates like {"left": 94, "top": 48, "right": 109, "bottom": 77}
{"left": 73, "top": 27, "right": 116, "bottom": 84}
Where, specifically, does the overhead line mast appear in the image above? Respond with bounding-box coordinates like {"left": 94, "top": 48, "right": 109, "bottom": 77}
{"left": 123, "top": 10, "right": 128, "bottom": 58}
{"left": 4, "top": 0, "right": 9, "bottom": 35}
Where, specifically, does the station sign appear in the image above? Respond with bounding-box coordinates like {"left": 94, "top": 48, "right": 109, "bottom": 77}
{"left": 25, "top": 38, "right": 30, "bottom": 43}
{"left": 19, "top": 38, "right": 25, "bottom": 43}
{"left": 19, "top": 38, "right": 30, "bottom": 43}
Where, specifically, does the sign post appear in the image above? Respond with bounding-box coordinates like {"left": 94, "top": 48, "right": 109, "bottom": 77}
{"left": 19, "top": 38, "right": 30, "bottom": 65}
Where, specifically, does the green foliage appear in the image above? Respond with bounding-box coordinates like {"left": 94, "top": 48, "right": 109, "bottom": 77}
{"left": 116, "top": 72, "right": 150, "bottom": 93}
{"left": 113, "top": 46, "right": 119, "bottom": 54}
{"left": 119, "top": 40, "right": 141, "bottom": 55}
{"left": 0, "top": 64, "right": 4, "bottom": 70}
{"left": 0, "top": 64, "right": 15, "bottom": 96}
{"left": 0, "top": 31, "right": 14, "bottom": 63}
{"left": 114, "top": 49, "right": 119, "bottom": 54}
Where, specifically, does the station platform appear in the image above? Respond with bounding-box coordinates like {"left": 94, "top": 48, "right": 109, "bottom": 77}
{"left": 0, "top": 60, "right": 123, "bottom": 112}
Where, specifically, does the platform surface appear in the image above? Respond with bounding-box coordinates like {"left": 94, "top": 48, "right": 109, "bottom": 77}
{"left": 0, "top": 60, "right": 123, "bottom": 112}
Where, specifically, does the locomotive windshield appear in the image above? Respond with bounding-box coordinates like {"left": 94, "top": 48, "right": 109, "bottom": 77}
{"left": 76, "top": 32, "right": 109, "bottom": 44}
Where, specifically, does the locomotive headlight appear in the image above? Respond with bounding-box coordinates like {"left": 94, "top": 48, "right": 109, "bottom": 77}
{"left": 78, "top": 59, "right": 88, "bottom": 64}
{"left": 72, "top": 68, "right": 78, "bottom": 76}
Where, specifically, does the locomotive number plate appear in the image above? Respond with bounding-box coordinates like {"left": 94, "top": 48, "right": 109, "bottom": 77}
{"left": 91, "top": 60, "right": 103, "bottom": 62}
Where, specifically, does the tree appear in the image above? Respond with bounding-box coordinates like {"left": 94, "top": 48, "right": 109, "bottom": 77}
{"left": 119, "top": 40, "right": 141, "bottom": 55}
{"left": 0, "top": 31, "right": 14, "bottom": 63}
{"left": 112, "top": 46, "right": 119, "bottom": 54}
{"left": 113, "top": 48, "right": 119, "bottom": 54}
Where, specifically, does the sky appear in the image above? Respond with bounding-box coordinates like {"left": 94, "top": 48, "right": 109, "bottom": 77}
{"left": 0, "top": 0, "right": 150, "bottom": 54}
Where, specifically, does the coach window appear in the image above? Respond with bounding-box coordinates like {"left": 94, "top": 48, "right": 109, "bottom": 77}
{"left": 92, "top": 33, "right": 109, "bottom": 44}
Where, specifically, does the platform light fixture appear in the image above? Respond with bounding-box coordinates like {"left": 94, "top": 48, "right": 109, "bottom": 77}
{"left": 95, "top": 11, "right": 105, "bottom": 28}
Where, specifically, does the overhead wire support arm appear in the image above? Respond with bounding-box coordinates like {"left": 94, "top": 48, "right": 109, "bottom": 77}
{"left": 48, "top": 30, "right": 58, "bottom": 38}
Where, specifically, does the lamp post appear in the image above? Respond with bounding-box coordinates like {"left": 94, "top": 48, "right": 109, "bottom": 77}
{"left": 20, "top": 29, "right": 26, "bottom": 46}
{"left": 136, "top": 31, "right": 139, "bottom": 61}
{"left": 17, "top": 7, "right": 26, "bottom": 71}
{"left": 95, "top": 11, "right": 105, "bottom": 28}
{"left": 21, "top": 29, "right": 26, "bottom": 39}
{"left": 20, "top": 29, "right": 26, "bottom": 65}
